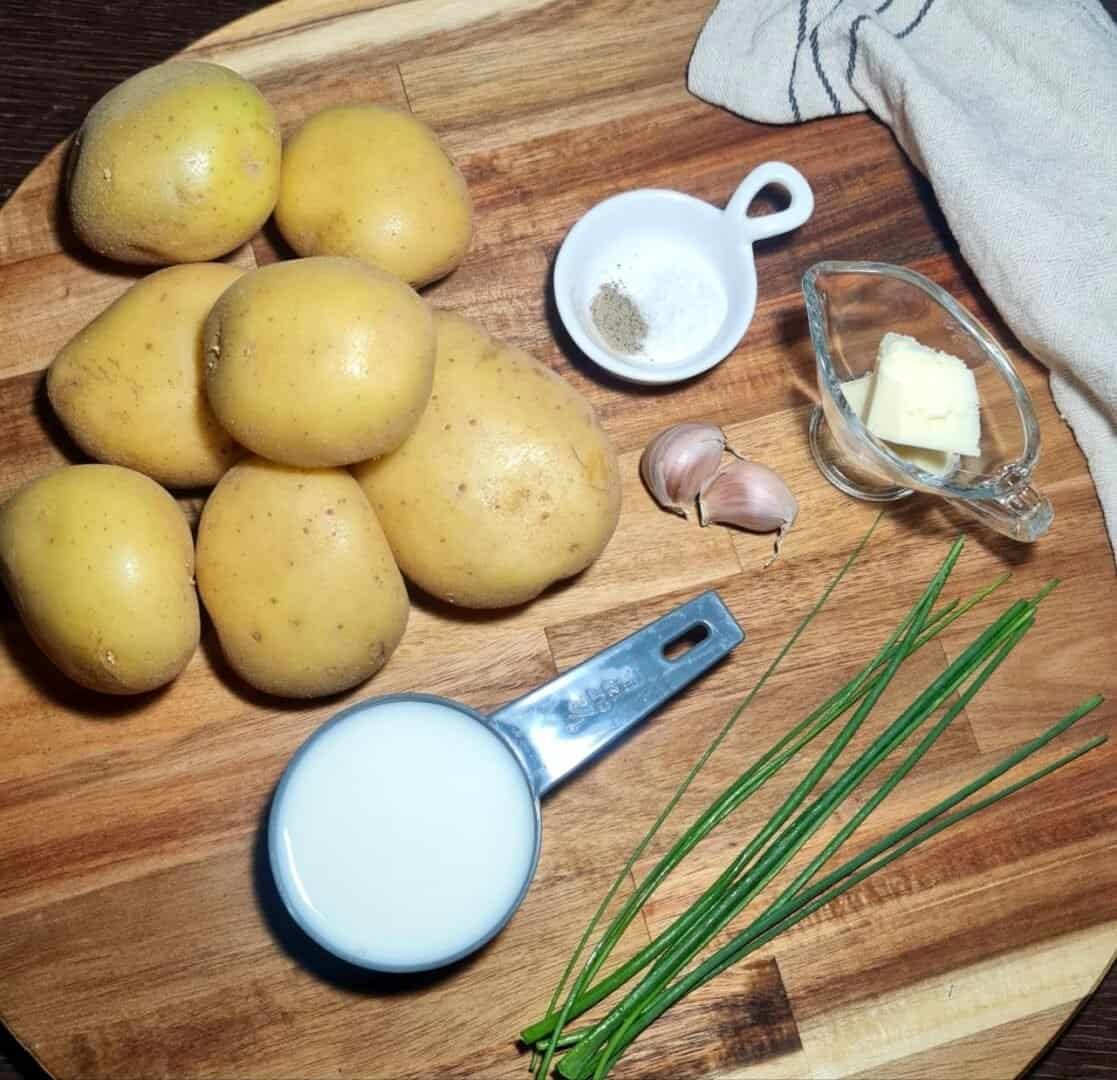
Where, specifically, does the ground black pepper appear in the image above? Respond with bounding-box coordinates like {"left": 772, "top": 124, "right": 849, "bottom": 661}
{"left": 590, "top": 281, "right": 647, "bottom": 354}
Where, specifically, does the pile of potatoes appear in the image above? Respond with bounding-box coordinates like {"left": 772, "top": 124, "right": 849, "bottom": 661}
{"left": 0, "top": 61, "right": 622, "bottom": 699}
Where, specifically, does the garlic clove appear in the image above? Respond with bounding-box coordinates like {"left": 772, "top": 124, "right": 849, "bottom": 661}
{"left": 639, "top": 422, "right": 726, "bottom": 518}
{"left": 697, "top": 459, "right": 798, "bottom": 559}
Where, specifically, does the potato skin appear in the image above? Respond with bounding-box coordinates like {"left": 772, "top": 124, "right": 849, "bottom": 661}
{"left": 353, "top": 311, "right": 622, "bottom": 609}
{"left": 195, "top": 458, "right": 409, "bottom": 698}
{"left": 203, "top": 256, "right": 435, "bottom": 468}
{"left": 48, "top": 263, "right": 244, "bottom": 488}
{"left": 67, "top": 61, "right": 281, "bottom": 265}
{"left": 275, "top": 104, "right": 472, "bottom": 287}
{"left": 0, "top": 465, "right": 199, "bottom": 694}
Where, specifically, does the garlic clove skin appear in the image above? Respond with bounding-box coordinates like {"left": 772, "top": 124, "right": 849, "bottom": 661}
{"left": 640, "top": 422, "right": 726, "bottom": 518}
{"left": 697, "top": 459, "right": 798, "bottom": 557}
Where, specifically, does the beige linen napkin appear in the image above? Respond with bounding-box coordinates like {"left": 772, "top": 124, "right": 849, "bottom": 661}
{"left": 690, "top": 0, "right": 1117, "bottom": 558}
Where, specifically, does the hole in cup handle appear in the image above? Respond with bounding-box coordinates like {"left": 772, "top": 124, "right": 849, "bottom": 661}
{"left": 725, "top": 162, "right": 815, "bottom": 244}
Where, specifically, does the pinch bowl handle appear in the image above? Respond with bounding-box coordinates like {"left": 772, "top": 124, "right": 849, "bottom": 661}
{"left": 725, "top": 161, "right": 814, "bottom": 244}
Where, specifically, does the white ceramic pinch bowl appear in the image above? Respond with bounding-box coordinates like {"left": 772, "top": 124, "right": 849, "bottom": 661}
{"left": 553, "top": 161, "right": 814, "bottom": 385}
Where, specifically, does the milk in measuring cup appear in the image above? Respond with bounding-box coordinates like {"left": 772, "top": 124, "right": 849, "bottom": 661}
{"left": 271, "top": 697, "right": 538, "bottom": 971}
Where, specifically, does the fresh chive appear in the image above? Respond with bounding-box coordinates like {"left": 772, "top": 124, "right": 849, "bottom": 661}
{"left": 579, "top": 614, "right": 1051, "bottom": 1077}
{"left": 588, "top": 722, "right": 1106, "bottom": 1078}
{"left": 526, "top": 514, "right": 884, "bottom": 1079}
{"left": 523, "top": 572, "right": 1010, "bottom": 1050}
{"left": 780, "top": 613, "right": 1035, "bottom": 904}
{"left": 571, "top": 677, "right": 1099, "bottom": 1079}
{"left": 523, "top": 525, "right": 1100, "bottom": 1080}
{"left": 560, "top": 543, "right": 984, "bottom": 1076}
{"left": 524, "top": 549, "right": 1010, "bottom": 1057}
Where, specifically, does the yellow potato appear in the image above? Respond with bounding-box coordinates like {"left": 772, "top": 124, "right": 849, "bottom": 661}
{"left": 0, "top": 465, "right": 199, "bottom": 694}
{"left": 353, "top": 311, "right": 622, "bottom": 609}
{"left": 195, "top": 458, "right": 409, "bottom": 698}
{"left": 275, "top": 104, "right": 472, "bottom": 287}
{"left": 48, "top": 263, "right": 244, "bottom": 488}
{"left": 204, "top": 256, "right": 435, "bottom": 467}
{"left": 67, "top": 60, "right": 281, "bottom": 264}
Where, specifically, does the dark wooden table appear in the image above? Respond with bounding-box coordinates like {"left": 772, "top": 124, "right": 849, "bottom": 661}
{"left": 1, "top": 2, "right": 1114, "bottom": 1077}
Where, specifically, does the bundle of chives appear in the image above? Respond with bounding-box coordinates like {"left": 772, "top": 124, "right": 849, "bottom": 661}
{"left": 520, "top": 528, "right": 1106, "bottom": 1080}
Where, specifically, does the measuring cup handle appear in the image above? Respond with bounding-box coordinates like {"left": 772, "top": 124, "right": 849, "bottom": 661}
{"left": 488, "top": 592, "right": 744, "bottom": 798}
{"left": 946, "top": 484, "right": 1054, "bottom": 543}
{"left": 725, "top": 162, "right": 814, "bottom": 244}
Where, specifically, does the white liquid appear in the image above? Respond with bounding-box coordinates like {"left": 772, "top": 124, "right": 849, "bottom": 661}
{"left": 584, "top": 231, "right": 729, "bottom": 363}
{"left": 271, "top": 698, "right": 539, "bottom": 971}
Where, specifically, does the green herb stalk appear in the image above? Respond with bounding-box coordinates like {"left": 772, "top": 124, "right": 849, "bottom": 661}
{"left": 521, "top": 532, "right": 1104, "bottom": 1080}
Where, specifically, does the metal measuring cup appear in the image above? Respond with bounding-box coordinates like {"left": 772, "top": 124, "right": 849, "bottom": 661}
{"left": 269, "top": 591, "right": 744, "bottom": 972}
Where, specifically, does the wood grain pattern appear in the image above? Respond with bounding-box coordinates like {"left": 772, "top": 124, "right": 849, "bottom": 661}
{"left": 1, "top": 2, "right": 1116, "bottom": 1079}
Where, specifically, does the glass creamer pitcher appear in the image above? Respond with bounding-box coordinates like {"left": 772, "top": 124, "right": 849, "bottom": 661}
{"left": 802, "top": 261, "right": 1053, "bottom": 542}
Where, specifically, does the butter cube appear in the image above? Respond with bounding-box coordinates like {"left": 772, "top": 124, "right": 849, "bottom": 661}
{"left": 839, "top": 372, "right": 875, "bottom": 417}
{"left": 864, "top": 333, "right": 980, "bottom": 456}
{"left": 888, "top": 442, "right": 956, "bottom": 476}
{"left": 839, "top": 369, "right": 955, "bottom": 476}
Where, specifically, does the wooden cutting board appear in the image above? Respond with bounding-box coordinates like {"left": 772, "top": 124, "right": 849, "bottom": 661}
{"left": 1, "top": 1, "right": 1115, "bottom": 1077}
